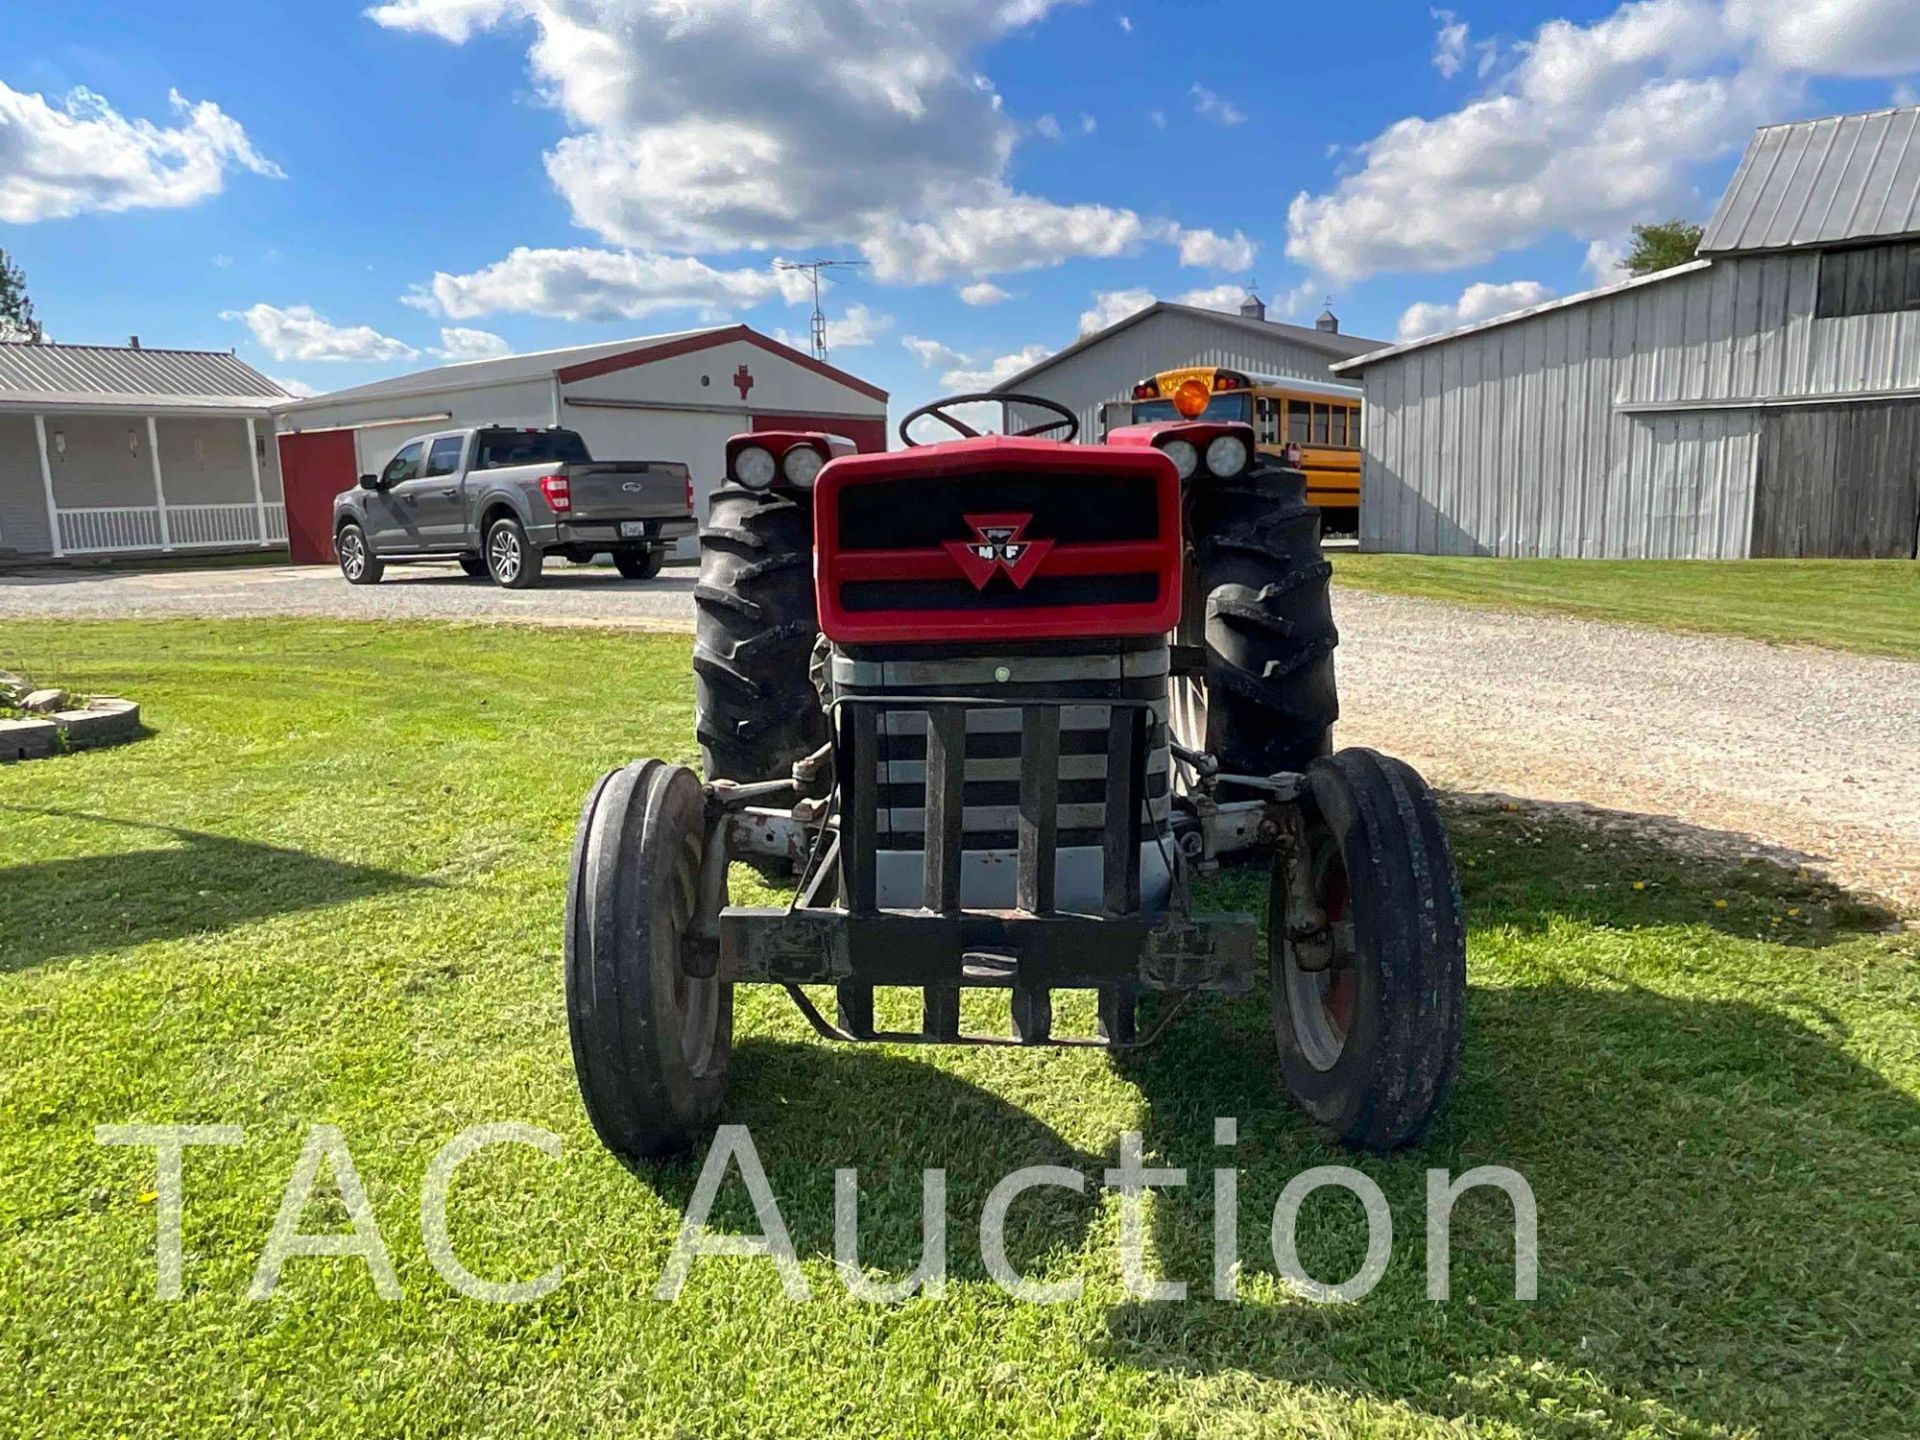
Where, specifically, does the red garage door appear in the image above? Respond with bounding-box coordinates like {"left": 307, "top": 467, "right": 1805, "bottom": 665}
{"left": 752, "top": 413, "right": 887, "bottom": 453}
{"left": 278, "top": 430, "right": 359, "bottom": 565}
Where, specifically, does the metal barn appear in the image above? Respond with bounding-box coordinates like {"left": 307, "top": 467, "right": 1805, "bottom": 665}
{"left": 1336, "top": 105, "right": 1920, "bottom": 560}
{"left": 273, "top": 324, "right": 887, "bottom": 565}
{"left": 992, "top": 298, "right": 1381, "bottom": 440}
{"left": 0, "top": 341, "right": 288, "bottom": 562}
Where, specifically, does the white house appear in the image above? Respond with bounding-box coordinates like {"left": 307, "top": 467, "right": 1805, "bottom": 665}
{"left": 0, "top": 340, "right": 288, "bottom": 561}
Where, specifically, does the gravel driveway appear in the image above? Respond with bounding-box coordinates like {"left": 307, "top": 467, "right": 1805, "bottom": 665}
{"left": 0, "top": 561, "right": 698, "bottom": 629}
{"left": 5, "top": 561, "right": 1915, "bottom": 911}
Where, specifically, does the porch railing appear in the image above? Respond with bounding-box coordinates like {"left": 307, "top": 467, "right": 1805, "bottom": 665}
{"left": 54, "top": 502, "right": 288, "bottom": 555}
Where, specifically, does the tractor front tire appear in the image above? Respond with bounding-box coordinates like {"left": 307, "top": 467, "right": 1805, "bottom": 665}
{"left": 694, "top": 485, "right": 826, "bottom": 784}
{"left": 1191, "top": 463, "right": 1338, "bottom": 778}
{"left": 566, "top": 759, "right": 732, "bottom": 1165}
{"left": 1270, "top": 747, "right": 1464, "bottom": 1150}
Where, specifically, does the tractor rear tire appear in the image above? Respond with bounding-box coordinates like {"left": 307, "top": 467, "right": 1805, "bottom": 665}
{"left": 566, "top": 759, "right": 732, "bottom": 1165}
{"left": 1190, "top": 463, "right": 1338, "bottom": 778}
{"left": 694, "top": 485, "right": 825, "bottom": 785}
{"left": 1270, "top": 747, "right": 1464, "bottom": 1150}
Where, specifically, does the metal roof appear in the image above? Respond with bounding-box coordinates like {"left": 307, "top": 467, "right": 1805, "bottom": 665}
{"left": 991, "top": 302, "right": 1382, "bottom": 394}
{"left": 274, "top": 326, "right": 730, "bottom": 411}
{"left": 1331, "top": 260, "right": 1712, "bottom": 373}
{"left": 0, "top": 341, "right": 286, "bottom": 410}
{"left": 1701, "top": 105, "right": 1920, "bottom": 255}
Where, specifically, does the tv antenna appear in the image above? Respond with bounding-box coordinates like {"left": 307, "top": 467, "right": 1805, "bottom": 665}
{"left": 776, "top": 258, "right": 869, "bottom": 361}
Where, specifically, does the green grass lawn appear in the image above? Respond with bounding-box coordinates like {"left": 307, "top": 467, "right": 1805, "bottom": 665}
{"left": 2, "top": 620, "right": 1916, "bottom": 1439}
{"left": 1332, "top": 556, "right": 1920, "bottom": 660}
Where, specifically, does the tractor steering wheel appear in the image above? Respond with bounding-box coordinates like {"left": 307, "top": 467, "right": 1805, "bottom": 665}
{"left": 898, "top": 392, "right": 1081, "bottom": 448}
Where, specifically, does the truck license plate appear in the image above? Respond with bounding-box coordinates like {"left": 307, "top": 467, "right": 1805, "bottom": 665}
{"left": 619, "top": 522, "right": 645, "bottom": 538}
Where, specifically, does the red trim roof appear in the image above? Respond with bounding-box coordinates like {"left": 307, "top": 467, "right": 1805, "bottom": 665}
{"left": 554, "top": 323, "right": 888, "bottom": 402}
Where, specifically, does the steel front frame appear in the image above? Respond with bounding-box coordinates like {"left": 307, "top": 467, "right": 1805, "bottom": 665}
{"left": 713, "top": 694, "right": 1258, "bottom": 1027}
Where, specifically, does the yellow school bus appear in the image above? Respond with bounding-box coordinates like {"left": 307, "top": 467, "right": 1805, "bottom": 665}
{"left": 1123, "top": 366, "right": 1364, "bottom": 525}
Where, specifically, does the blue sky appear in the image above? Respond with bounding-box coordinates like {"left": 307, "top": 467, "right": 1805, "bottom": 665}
{"left": 3, "top": 0, "right": 1915, "bottom": 419}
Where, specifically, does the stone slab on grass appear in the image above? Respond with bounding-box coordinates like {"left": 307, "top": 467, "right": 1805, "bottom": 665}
{"left": 0, "top": 717, "right": 59, "bottom": 761}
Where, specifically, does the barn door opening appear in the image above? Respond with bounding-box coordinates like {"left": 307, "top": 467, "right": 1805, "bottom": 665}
{"left": 1754, "top": 400, "right": 1920, "bottom": 559}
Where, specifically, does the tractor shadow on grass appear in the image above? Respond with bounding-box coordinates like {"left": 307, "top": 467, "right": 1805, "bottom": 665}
{"left": 1102, "top": 798, "right": 1920, "bottom": 1438}
{"left": 630, "top": 1037, "right": 1105, "bottom": 1285}
{"left": 0, "top": 806, "right": 432, "bottom": 973}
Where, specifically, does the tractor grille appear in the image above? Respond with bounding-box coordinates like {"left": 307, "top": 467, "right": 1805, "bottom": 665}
{"left": 830, "top": 647, "right": 1172, "bottom": 854}
{"left": 836, "top": 471, "right": 1160, "bottom": 550}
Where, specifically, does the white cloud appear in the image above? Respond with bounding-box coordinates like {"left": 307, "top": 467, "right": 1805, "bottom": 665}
{"left": 1397, "top": 279, "right": 1557, "bottom": 340}
{"left": 1895, "top": 81, "right": 1919, "bottom": 107}
{"left": 940, "top": 343, "right": 1053, "bottom": 391}
{"left": 403, "top": 246, "right": 813, "bottom": 321}
{"left": 223, "top": 304, "right": 419, "bottom": 363}
{"left": 367, "top": 0, "right": 1080, "bottom": 256}
{"left": 267, "top": 375, "right": 322, "bottom": 399}
{"left": 1583, "top": 236, "right": 1631, "bottom": 285}
{"left": 1118, "top": 14, "right": 1132, "bottom": 31}
{"left": 1191, "top": 84, "right": 1246, "bottom": 126}
{"left": 957, "top": 281, "right": 1010, "bottom": 306}
{"left": 1176, "top": 283, "right": 1248, "bottom": 313}
{"left": 1432, "top": 8, "right": 1471, "bottom": 76}
{"left": 432, "top": 326, "right": 512, "bottom": 360}
{"left": 860, "top": 191, "right": 1151, "bottom": 284}
{"left": 1150, "top": 108, "right": 1167, "bottom": 129}
{"left": 1078, "top": 287, "right": 1155, "bottom": 335}
{"left": 902, "top": 334, "right": 971, "bottom": 370}
{"left": 1033, "top": 112, "right": 1096, "bottom": 139}
{"left": 0, "top": 82, "right": 282, "bottom": 224}
{"left": 776, "top": 302, "right": 891, "bottom": 351}
{"left": 211, "top": 253, "right": 234, "bottom": 268}
{"left": 1287, "top": 0, "right": 1797, "bottom": 283}
{"left": 1171, "top": 224, "right": 1257, "bottom": 271}
{"left": 1724, "top": 0, "right": 1920, "bottom": 76}
{"left": 1431, "top": 8, "right": 1500, "bottom": 78}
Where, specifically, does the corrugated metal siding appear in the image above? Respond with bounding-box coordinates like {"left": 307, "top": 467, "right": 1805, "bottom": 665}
{"left": 1702, "top": 107, "right": 1920, "bottom": 254}
{"left": 1360, "top": 261, "right": 1785, "bottom": 558}
{"left": 0, "top": 343, "right": 284, "bottom": 400}
{"left": 1002, "top": 309, "right": 1370, "bottom": 441}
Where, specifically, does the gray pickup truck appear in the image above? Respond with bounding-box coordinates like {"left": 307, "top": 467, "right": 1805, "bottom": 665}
{"left": 333, "top": 425, "right": 695, "bottom": 589}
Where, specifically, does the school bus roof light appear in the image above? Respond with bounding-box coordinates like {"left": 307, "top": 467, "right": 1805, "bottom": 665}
{"left": 1172, "top": 378, "right": 1212, "bottom": 419}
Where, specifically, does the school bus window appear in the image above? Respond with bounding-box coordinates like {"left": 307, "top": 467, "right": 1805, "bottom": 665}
{"left": 1311, "top": 404, "right": 1330, "bottom": 445}
{"left": 1287, "top": 401, "right": 1311, "bottom": 443}
{"left": 1256, "top": 395, "right": 1281, "bottom": 446}
{"left": 1348, "top": 405, "right": 1362, "bottom": 447}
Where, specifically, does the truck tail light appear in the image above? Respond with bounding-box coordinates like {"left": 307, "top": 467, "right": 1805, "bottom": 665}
{"left": 685, "top": 474, "right": 694, "bottom": 513}
{"left": 538, "top": 474, "right": 571, "bottom": 512}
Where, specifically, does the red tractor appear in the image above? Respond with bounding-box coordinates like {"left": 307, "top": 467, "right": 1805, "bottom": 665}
{"left": 565, "top": 387, "right": 1464, "bottom": 1165}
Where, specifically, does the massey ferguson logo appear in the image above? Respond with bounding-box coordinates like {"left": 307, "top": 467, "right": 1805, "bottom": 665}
{"left": 943, "top": 513, "right": 1054, "bottom": 590}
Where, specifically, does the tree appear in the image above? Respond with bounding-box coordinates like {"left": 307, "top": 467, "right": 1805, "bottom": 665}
{"left": 0, "top": 249, "right": 37, "bottom": 342}
{"left": 1624, "top": 220, "right": 1703, "bottom": 277}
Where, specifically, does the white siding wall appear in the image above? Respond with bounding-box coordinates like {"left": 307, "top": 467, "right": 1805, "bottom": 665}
{"left": 1355, "top": 250, "right": 1917, "bottom": 558}
{"left": 0, "top": 414, "right": 52, "bottom": 555}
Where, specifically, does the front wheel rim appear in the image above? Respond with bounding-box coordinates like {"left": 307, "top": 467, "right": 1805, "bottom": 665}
{"left": 489, "top": 527, "right": 521, "bottom": 581}
{"left": 340, "top": 531, "right": 364, "bottom": 578}
{"left": 1283, "top": 837, "right": 1356, "bottom": 1072}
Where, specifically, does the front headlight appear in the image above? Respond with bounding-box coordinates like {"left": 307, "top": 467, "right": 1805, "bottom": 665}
{"left": 1205, "top": 434, "right": 1249, "bottom": 477}
{"left": 781, "top": 445, "right": 826, "bottom": 487}
{"left": 1160, "top": 438, "right": 1198, "bottom": 480}
{"left": 733, "top": 445, "right": 777, "bottom": 489}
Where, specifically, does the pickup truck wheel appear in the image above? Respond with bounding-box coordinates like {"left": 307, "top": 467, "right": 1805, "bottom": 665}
{"left": 458, "top": 556, "right": 487, "bottom": 578}
{"left": 485, "top": 515, "right": 542, "bottom": 589}
{"left": 694, "top": 485, "right": 825, "bottom": 784}
{"left": 566, "top": 759, "right": 731, "bottom": 1164}
{"left": 336, "top": 523, "right": 383, "bottom": 585}
{"left": 614, "top": 548, "right": 666, "bottom": 580}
